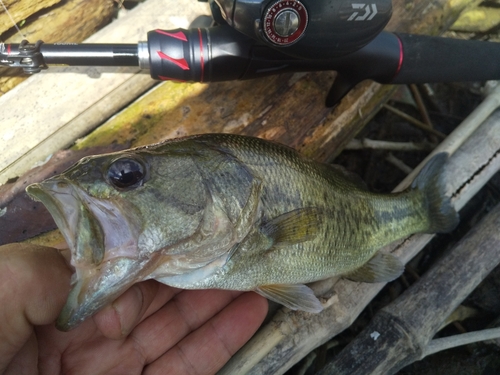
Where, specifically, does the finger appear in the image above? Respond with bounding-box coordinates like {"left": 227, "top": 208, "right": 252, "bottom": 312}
{"left": 93, "top": 281, "right": 180, "bottom": 339}
{"left": 130, "top": 289, "right": 243, "bottom": 364}
{"left": 141, "top": 284, "right": 183, "bottom": 321}
{"left": 144, "top": 292, "right": 268, "bottom": 375}
{"left": 0, "top": 244, "right": 72, "bottom": 372}
{"left": 4, "top": 332, "right": 37, "bottom": 375}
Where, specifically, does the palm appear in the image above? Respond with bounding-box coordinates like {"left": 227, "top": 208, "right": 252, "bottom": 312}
{"left": 27, "top": 284, "right": 267, "bottom": 375}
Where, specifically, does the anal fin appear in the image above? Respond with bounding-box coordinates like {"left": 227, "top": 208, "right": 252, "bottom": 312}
{"left": 344, "top": 252, "right": 404, "bottom": 283}
{"left": 255, "top": 284, "right": 323, "bottom": 313}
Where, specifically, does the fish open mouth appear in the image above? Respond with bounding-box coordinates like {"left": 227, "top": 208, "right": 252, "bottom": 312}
{"left": 27, "top": 179, "right": 145, "bottom": 330}
{"left": 26, "top": 180, "right": 82, "bottom": 255}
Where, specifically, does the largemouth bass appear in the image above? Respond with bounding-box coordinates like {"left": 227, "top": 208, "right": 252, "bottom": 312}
{"left": 26, "top": 134, "right": 458, "bottom": 330}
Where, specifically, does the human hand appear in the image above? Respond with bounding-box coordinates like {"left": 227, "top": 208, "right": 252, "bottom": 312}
{"left": 0, "top": 243, "right": 268, "bottom": 375}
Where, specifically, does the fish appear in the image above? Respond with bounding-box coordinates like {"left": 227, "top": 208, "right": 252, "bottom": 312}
{"left": 26, "top": 134, "right": 458, "bottom": 331}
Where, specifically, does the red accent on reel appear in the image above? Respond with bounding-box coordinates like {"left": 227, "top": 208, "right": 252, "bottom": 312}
{"left": 158, "top": 75, "right": 186, "bottom": 82}
{"left": 157, "top": 51, "right": 190, "bottom": 70}
{"left": 394, "top": 36, "right": 404, "bottom": 79}
{"left": 155, "top": 30, "right": 188, "bottom": 42}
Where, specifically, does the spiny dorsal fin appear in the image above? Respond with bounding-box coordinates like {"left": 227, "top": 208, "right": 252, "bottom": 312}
{"left": 260, "top": 208, "right": 321, "bottom": 246}
{"left": 255, "top": 284, "right": 323, "bottom": 313}
{"left": 344, "top": 252, "right": 404, "bottom": 283}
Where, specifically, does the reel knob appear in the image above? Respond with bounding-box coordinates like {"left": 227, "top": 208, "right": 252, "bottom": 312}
{"left": 263, "top": 0, "right": 308, "bottom": 46}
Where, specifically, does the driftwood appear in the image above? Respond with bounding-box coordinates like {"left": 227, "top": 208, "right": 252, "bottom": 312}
{"left": 0, "top": 0, "right": 61, "bottom": 35}
{"left": 317, "top": 202, "right": 500, "bottom": 375}
{"left": 451, "top": 6, "right": 500, "bottom": 33}
{"left": 218, "top": 94, "right": 500, "bottom": 374}
{"left": 0, "top": 0, "right": 116, "bottom": 96}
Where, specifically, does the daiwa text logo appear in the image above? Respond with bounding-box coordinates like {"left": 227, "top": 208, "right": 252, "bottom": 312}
{"left": 347, "top": 4, "right": 378, "bottom": 21}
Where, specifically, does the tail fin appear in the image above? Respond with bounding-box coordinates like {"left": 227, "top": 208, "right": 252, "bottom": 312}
{"left": 412, "top": 153, "right": 459, "bottom": 233}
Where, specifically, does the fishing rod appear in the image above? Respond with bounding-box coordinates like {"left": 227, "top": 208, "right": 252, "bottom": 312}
{"left": 1, "top": 0, "right": 500, "bottom": 106}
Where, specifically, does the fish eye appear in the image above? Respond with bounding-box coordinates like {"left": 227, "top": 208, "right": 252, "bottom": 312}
{"left": 106, "top": 157, "right": 146, "bottom": 190}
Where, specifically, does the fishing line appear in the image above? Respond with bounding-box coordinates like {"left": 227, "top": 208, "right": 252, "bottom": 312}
{"left": 0, "top": 0, "right": 27, "bottom": 40}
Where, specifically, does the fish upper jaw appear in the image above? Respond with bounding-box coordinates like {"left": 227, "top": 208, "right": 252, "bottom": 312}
{"left": 26, "top": 180, "right": 81, "bottom": 255}
{"left": 27, "top": 178, "right": 146, "bottom": 330}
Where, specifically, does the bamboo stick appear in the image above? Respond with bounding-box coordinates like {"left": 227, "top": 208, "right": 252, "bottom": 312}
{"left": 424, "top": 327, "right": 500, "bottom": 357}
{"left": 345, "top": 139, "right": 434, "bottom": 152}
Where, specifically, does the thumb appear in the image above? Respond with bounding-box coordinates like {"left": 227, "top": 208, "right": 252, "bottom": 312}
{"left": 0, "top": 243, "right": 72, "bottom": 372}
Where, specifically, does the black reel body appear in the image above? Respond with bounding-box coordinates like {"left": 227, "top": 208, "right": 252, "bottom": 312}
{"left": 211, "top": 0, "right": 392, "bottom": 58}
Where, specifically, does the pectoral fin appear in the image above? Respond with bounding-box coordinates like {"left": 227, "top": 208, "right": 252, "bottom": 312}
{"left": 344, "top": 252, "right": 404, "bottom": 283}
{"left": 260, "top": 208, "right": 321, "bottom": 246}
{"left": 255, "top": 284, "right": 323, "bottom": 313}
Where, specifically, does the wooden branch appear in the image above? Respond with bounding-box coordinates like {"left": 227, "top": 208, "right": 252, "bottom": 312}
{"left": 424, "top": 327, "right": 500, "bottom": 357}
{"left": 382, "top": 104, "right": 446, "bottom": 139}
{"left": 345, "top": 139, "right": 434, "bottom": 152}
{"left": 385, "top": 153, "right": 413, "bottom": 174}
{"left": 317, "top": 202, "right": 500, "bottom": 375}
{"left": 219, "top": 108, "right": 500, "bottom": 375}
